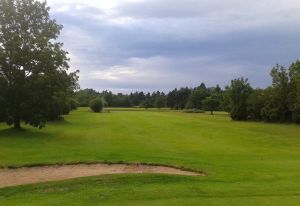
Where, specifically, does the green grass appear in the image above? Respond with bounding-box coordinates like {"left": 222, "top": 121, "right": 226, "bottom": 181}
{"left": 0, "top": 107, "right": 300, "bottom": 205}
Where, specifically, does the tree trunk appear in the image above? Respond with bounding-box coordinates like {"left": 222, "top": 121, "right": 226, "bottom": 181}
{"left": 13, "top": 120, "right": 21, "bottom": 130}
{"left": 211, "top": 111, "right": 213, "bottom": 115}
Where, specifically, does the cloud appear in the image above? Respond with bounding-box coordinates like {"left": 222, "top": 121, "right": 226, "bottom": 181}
{"left": 40, "top": 0, "right": 300, "bottom": 92}
{"left": 91, "top": 66, "right": 138, "bottom": 81}
{"left": 78, "top": 56, "right": 270, "bottom": 93}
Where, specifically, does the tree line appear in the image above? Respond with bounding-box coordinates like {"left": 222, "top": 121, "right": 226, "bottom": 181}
{"left": 74, "top": 60, "right": 300, "bottom": 124}
{"left": 74, "top": 83, "right": 224, "bottom": 114}
{"left": 226, "top": 61, "right": 300, "bottom": 123}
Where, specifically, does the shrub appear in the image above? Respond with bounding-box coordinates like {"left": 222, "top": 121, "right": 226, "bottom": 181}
{"left": 68, "top": 98, "right": 79, "bottom": 110}
{"left": 89, "top": 98, "right": 104, "bottom": 112}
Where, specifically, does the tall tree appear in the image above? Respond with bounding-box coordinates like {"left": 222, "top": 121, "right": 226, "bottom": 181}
{"left": 154, "top": 96, "right": 166, "bottom": 109}
{"left": 167, "top": 89, "right": 177, "bottom": 109}
{"left": 185, "top": 88, "right": 207, "bottom": 109}
{"left": 288, "top": 61, "right": 300, "bottom": 123}
{"left": 176, "top": 87, "right": 191, "bottom": 109}
{"left": 266, "top": 65, "right": 290, "bottom": 121}
{"left": 221, "top": 86, "right": 232, "bottom": 112}
{"left": 228, "top": 78, "right": 252, "bottom": 120}
{"left": 0, "top": 76, "right": 6, "bottom": 121}
{"left": 0, "top": 0, "right": 78, "bottom": 129}
{"left": 247, "top": 88, "right": 265, "bottom": 120}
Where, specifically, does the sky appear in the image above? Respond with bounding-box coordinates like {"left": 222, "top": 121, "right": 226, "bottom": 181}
{"left": 44, "top": 0, "right": 300, "bottom": 93}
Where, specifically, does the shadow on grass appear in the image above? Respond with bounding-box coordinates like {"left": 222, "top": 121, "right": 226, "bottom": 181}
{"left": 48, "top": 118, "right": 71, "bottom": 125}
{"left": 0, "top": 127, "right": 55, "bottom": 139}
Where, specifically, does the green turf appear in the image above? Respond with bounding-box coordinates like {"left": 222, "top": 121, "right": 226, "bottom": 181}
{"left": 0, "top": 108, "right": 300, "bottom": 205}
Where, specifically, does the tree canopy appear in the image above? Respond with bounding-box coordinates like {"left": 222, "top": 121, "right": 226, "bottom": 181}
{"left": 202, "top": 95, "right": 221, "bottom": 115}
{"left": 0, "top": 0, "right": 78, "bottom": 129}
{"left": 227, "top": 78, "right": 252, "bottom": 120}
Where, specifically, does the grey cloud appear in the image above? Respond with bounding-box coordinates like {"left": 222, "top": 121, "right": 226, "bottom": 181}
{"left": 46, "top": 0, "right": 300, "bottom": 92}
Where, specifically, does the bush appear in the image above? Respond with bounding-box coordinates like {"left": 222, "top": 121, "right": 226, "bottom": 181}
{"left": 89, "top": 98, "right": 104, "bottom": 112}
{"left": 68, "top": 98, "right": 79, "bottom": 110}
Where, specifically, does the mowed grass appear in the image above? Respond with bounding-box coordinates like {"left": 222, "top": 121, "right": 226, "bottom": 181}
{"left": 0, "top": 108, "right": 300, "bottom": 205}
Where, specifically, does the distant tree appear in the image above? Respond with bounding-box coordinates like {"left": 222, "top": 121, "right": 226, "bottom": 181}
{"left": 260, "top": 65, "right": 290, "bottom": 122}
{"left": 202, "top": 96, "right": 220, "bottom": 115}
{"left": 197, "top": 83, "right": 207, "bottom": 91}
{"left": 138, "top": 92, "right": 146, "bottom": 105}
{"left": 0, "top": 0, "right": 78, "bottom": 129}
{"left": 0, "top": 78, "right": 6, "bottom": 122}
{"left": 211, "top": 85, "right": 224, "bottom": 110}
{"left": 154, "top": 96, "right": 166, "bottom": 109}
{"left": 175, "top": 87, "right": 191, "bottom": 109}
{"left": 259, "top": 62, "right": 300, "bottom": 123}
{"left": 167, "top": 89, "right": 177, "bottom": 109}
{"left": 287, "top": 61, "right": 300, "bottom": 123}
{"left": 143, "top": 99, "right": 153, "bottom": 109}
{"left": 214, "top": 84, "right": 222, "bottom": 94}
{"left": 260, "top": 87, "right": 278, "bottom": 121}
{"left": 100, "top": 90, "right": 112, "bottom": 107}
{"left": 120, "top": 95, "right": 132, "bottom": 107}
{"left": 185, "top": 88, "right": 207, "bottom": 109}
{"left": 89, "top": 98, "right": 104, "bottom": 112}
{"left": 270, "top": 65, "right": 291, "bottom": 121}
{"left": 247, "top": 89, "right": 265, "bottom": 120}
{"left": 75, "top": 89, "right": 100, "bottom": 107}
{"left": 129, "top": 92, "right": 139, "bottom": 106}
{"left": 228, "top": 78, "right": 252, "bottom": 120}
{"left": 221, "top": 86, "right": 231, "bottom": 112}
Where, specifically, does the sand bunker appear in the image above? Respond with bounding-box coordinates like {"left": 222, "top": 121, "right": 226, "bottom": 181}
{"left": 0, "top": 163, "right": 202, "bottom": 188}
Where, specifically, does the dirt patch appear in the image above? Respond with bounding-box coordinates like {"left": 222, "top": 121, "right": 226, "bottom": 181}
{"left": 0, "top": 163, "right": 203, "bottom": 188}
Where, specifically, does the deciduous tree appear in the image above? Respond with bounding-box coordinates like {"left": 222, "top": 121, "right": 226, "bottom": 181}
{"left": 0, "top": 0, "right": 78, "bottom": 129}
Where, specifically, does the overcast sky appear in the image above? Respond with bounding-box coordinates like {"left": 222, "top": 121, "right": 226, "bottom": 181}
{"left": 45, "top": 0, "right": 300, "bottom": 93}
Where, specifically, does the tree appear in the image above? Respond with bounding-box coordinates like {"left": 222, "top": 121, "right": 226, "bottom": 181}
{"left": 129, "top": 91, "right": 145, "bottom": 106}
{"left": 143, "top": 99, "right": 153, "bottom": 109}
{"left": 202, "top": 96, "right": 220, "bottom": 115}
{"left": 0, "top": 77, "right": 6, "bottom": 122}
{"left": 75, "top": 89, "right": 99, "bottom": 107}
{"left": 119, "top": 95, "right": 132, "bottom": 107}
{"left": 68, "top": 98, "right": 79, "bottom": 111}
{"left": 154, "top": 96, "right": 166, "bottom": 109}
{"left": 260, "top": 87, "right": 278, "bottom": 121}
{"left": 0, "top": 0, "right": 78, "bottom": 129}
{"left": 89, "top": 98, "right": 104, "bottom": 113}
{"left": 167, "top": 89, "right": 177, "bottom": 109}
{"left": 288, "top": 61, "right": 300, "bottom": 123}
{"left": 102, "top": 90, "right": 113, "bottom": 107}
{"left": 269, "top": 65, "right": 291, "bottom": 121}
{"left": 174, "top": 87, "right": 191, "bottom": 109}
{"left": 247, "top": 89, "right": 265, "bottom": 120}
{"left": 228, "top": 78, "right": 252, "bottom": 120}
{"left": 185, "top": 88, "right": 207, "bottom": 109}
{"left": 221, "top": 86, "right": 231, "bottom": 112}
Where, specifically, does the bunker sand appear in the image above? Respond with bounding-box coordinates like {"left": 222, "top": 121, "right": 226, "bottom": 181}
{"left": 0, "top": 163, "right": 202, "bottom": 188}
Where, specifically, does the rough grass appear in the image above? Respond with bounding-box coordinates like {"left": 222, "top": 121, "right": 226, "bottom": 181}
{"left": 0, "top": 107, "right": 300, "bottom": 205}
